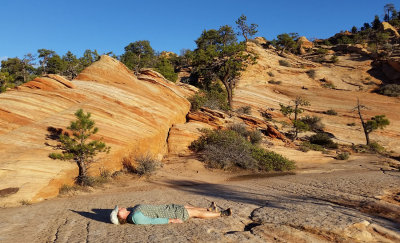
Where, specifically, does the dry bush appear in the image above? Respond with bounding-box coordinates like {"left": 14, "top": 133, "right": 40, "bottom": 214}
{"left": 279, "top": 60, "right": 291, "bottom": 67}
{"left": 135, "top": 155, "right": 162, "bottom": 176}
{"left": 306, "top": 69, "right": 316, "bottom": 79}
{"left": 236, "top": 106, "right": 252, "bottom": 115}
{"left": 323, "top": 109, "right": 338, "bottom": 115}
{"left": 268, "top": 80, "right": 282, "bottom": 85}
{"left": 122, "top": 156, "right": 136, "bottom": 173}
{"left": 335, "top": 152, "right": 350, "bottom": 160}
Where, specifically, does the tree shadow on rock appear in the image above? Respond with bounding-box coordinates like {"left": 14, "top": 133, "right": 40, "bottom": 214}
{"left": 154, "top": 180, "right": 285, "bottom": 208}
{"left": 70, "top": 208, "right": 112, "bottom": 224}
{"left": 44, "top": 126, "right": 70, "bottom": 149}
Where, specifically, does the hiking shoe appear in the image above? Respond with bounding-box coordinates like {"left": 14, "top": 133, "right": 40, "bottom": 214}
{"left": 220, "top": 208, "right": 232, "bottom": 217}
{"left": 208, "top": 202, "right": 219, "bottom": 212}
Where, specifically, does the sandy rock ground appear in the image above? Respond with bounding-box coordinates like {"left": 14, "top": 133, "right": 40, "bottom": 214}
{"left": 0, "top": 154, "right": 399, "bottom": 243}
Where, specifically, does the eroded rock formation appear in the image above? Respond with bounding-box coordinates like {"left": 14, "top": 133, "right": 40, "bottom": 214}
{"left": 0, "top": 55, "right": 192, "bottom": 206}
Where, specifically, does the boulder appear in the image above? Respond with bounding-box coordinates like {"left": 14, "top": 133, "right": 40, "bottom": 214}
{"left": 160, "top": 51, "right": 177, "bottom": 58}
{"left": 382, "top": 22, "right": 400, "bottom": 37}
{"left": 333, "top": 44, "right": 371, "bottom": 56}
{"left": 167, "top": 122, "right": 213, "bottom": 155}
{"left": 297, "top": 36, "right": 313, "bottom": 49}
{"left": 254, "top": 37, "right": 267, "bottom": 45}
{"left": 237, "top": 114, "right": 290, "bottom": 142}
{"left": 388, "top": 58, "right": 400, "bottom": 73}
{"left": 382, "top": 62, "right": 400, "bottom": 81}
{"left": 187, "top": 108, "right": 225, "bottom": 128}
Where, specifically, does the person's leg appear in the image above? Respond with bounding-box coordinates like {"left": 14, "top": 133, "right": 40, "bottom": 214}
{"left": 185, "top": 202, "right": 218, "bottom": 212}
{"left": 184, "top": 206, "right": 208, "bottom": 211}
{"left": 186, "top": 208, "right": 221, "bottom": 219}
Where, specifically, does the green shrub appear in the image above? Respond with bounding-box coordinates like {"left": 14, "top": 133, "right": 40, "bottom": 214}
{"left": 323, "top": 109, "right": 338, "bottom": 115}
{"left": 279, "top": 60, "right": 291, "bottom": 67}
{"left": 352, "top": 142, "right": 385, "bottom": 154}
{"left": 267, "top": 71, "right": 274, "bottom": 77}
{"left": 236, "top": 106, "right": 252, "bottom": 115}
{"left": 330, "top": 55, "right": 339, "bottom": 63}
{"left": 188, "top": 92, "right": 207, "bottom": 111}
{"left": 190, "top": 129, "right": 294, "bottom": 171}
{"left": 155, "top": 58, "right": 178, "bottom": 82}
{"left": 188, "top": 88, "right": 229, "bottom": 112}
{"left": 347, "top": 122, "right": 356, "bottom": 126}
{"left": 316, "top": 48, "right": 328, "bottom": 55}
{"left": 192, "top": 129, "right": 255, "bottom": 169}
{"left": 228, "top": 123, "right": 250, "bottom": 138}
{"left": 251, "top": 147, "right": 295, "bottom": 171}
{"left": 299, "top": 141, "right": 325, "bottom": 152}
{"left": 300, "top": 115, "right": 324, "bottom": 132}
{"left": 135, "top": 155, "right": 162, "bottom": 176}
{"left": 268, "top": 80, "right": 282, "bottom": 85}
{"left": 322, "top": 82, "right": 336, "bottom": 89}
{"left": 335, "top": 152, "right": 350, "bottom": 160}
{"left": 188, "top": 82, "right": 230, "bottom": 112}
{"left": 249, "top": 130, "right": 263, "bottom": 145}
{"left": 292, "top": 120, "right": 310, "bottom": 133}
{"left": 378, "top": 84, "right": 400, "bottom": 97}
{"left": 306, "top": 69, "right": 316, "bottom": 79}
{"left": 309, "top": 133, "right": 338, "bottom": 149}
{"left": 368, "top": 141, "right": 385, "bottom": 153}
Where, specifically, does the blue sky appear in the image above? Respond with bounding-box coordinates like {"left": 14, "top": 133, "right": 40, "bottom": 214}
{"left": 0, "top": 0, "right": 391, "bottom": 59}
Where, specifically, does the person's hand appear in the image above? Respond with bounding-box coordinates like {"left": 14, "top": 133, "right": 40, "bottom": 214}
{"left": 169, "top": 218, "right": 183, "bottom": 224}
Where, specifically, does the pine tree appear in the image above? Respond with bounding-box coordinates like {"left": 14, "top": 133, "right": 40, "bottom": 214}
{"left": 279, "top": 97, "right": 310, "bottom": 140}
{"left": 235, "top": 14, "right": 258, "bottom": 42}
{"left": 191, "top": 25, "right": 257, "bottom": 108}
{"left": 372, "top": 15, "right": 381, "bottom": 30}
{"left": 49, "top": 109, "right": 110, "bottom": 185}
{"left": 353, "top": 99, "right": 390, "bottom": 145}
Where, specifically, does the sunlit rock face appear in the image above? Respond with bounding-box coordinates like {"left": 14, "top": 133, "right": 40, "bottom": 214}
{"left": 0, "top": 55, "right": 192, "bottom": 206}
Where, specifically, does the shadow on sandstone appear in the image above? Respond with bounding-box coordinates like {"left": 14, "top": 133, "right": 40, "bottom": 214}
{"left": 154, "top": 179, "right": 287, "bottom": 208}
{"left": 71, "top": 208, "right": 113, "bottom": 223}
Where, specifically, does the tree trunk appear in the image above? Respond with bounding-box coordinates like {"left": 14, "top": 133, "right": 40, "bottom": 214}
{"left": 243, "top": 31, "right": 248, "bottom": 42}
{"left": 293, "top": 103, "right": 299, "bottom": 140}
{"left": 222, "top": 73, "right": 233, "bottom": 109}
{"left": 356, "top": 100, "right": 370, "bottom": 145}
{"left": 77, "top": 160, "right": 88, "bottom": 185}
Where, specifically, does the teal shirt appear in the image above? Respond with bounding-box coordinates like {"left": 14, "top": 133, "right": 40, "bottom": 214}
{"left": 128, "top": 204, "right": 189, "bottom": 225}
{"left": 130, "top": 211, "right": 169, "bottom": 225}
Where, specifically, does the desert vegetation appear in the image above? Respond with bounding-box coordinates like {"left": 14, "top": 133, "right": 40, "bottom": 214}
{"left": 279, "top": 97, "right": 311, "bottom": 140}
{"left": 189, "top": 126, "right": 295, "bottom": 171}
{"left": 354, "top": 99, "right": 390, "bottom": 145}
{"left": 49, "top": 109, "right": 110, "bottom": 186}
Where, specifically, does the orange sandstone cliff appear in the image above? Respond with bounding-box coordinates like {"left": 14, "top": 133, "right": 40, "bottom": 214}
{"left": 0, "top": 56, "right": 192, "bottom": 206}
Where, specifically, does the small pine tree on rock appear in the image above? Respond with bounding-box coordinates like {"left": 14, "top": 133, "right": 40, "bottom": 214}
{"left": 49, "top": 109, "right": 110, "bottom": 185}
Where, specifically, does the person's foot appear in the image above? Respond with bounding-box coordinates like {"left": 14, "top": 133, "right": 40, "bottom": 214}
{"left": 220, "top": 208, "right": 232, "bottom": 217}
{"left": 208, "top": 202, "right": 219, "bottom": 212}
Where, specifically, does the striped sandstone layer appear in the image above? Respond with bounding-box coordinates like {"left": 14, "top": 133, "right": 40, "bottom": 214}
{"left": 0, "top": 56, "right": 192, "bottom": 206}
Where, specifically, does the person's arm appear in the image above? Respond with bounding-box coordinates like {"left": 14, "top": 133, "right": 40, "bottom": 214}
{"left": 132, "top": 211, "right": 169, "bottom": 225}
{"left": 169, "top": 218, "right": 183, "bottom": 224}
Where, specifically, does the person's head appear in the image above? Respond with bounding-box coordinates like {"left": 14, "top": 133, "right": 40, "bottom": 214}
{"left": 117, "top": 207, "right": 130, "bottom": 224}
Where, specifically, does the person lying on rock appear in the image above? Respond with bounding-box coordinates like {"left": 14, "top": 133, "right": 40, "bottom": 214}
{"left": 110, "top": 202, "right": 232, "bottom": 225}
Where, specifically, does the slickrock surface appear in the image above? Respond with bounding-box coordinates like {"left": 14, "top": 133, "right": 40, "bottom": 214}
{"left": 235, "top": 42, "right": 400, "bottom": 153}
{"left": 0, "top": 155, "right": 398, "bottom": 242}
{"left": 0, "top": 56, "right": 192, "bottom": 206}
